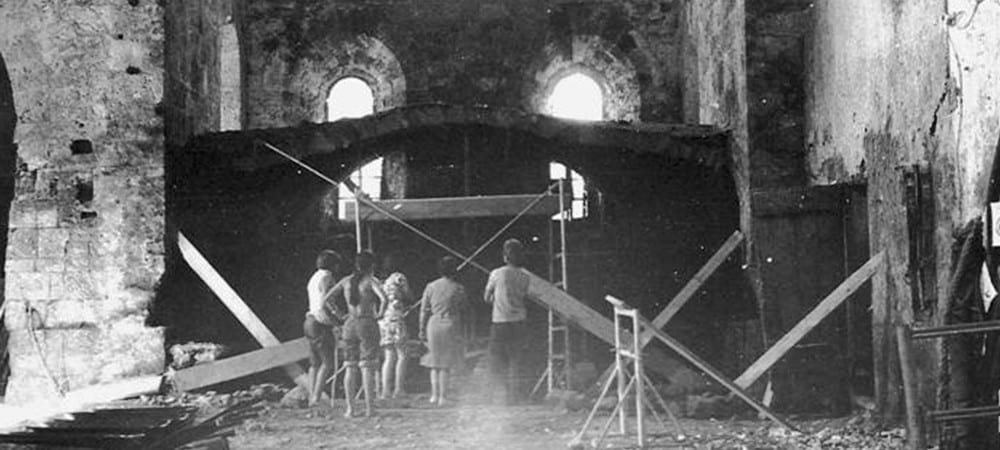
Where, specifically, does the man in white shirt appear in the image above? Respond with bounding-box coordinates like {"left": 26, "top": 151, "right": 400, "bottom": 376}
{"left": 304, "top": 250, "right": 342, "bottom": 407}
{"left": 484, "top": 239, "right": 530, "bottom": 404}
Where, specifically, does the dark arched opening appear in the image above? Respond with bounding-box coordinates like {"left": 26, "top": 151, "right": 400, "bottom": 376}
{"left": 156, "top": 105, "right": 747, "bottom": 390}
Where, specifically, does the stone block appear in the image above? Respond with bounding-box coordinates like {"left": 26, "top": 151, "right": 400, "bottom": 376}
{"left": 35, "top": 257, "right": 66, "bottom": 274}
{"left": 7, "top": 272, "right": 50, "bottom": 301}
{"left": 39, "top": 299, "right": 97, "bottom": 329}
{"left": 36, "top": 207, "right": 59, "bottom": 228}
{"left": 6, "top": 227, "right": 38, "bottom": 260}
{"left": 5, "top": 258, "right": 36, "bottom": 273}
{"left": 7, "top": 204, "right": 35, "bottom": 228}
{"left": 60, "top": 271, "right": 100, "bottom": 302}
{"left": 37, "top": 228, "right": 70, "bottom": 258}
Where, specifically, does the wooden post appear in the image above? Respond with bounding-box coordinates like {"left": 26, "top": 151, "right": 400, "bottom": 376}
{"left": 896, "top": 325, "right": 926, "bottom": 450}
{"left": 177, "top": 232, "right": 307, "bottom": 390}
{"left": 734, "top": 251, "right": 884, "bottom": 389}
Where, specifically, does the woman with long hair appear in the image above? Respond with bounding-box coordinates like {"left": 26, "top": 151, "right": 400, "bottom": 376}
{"left": 330, "top": 251, "right": 385, "bottom": 417}
{"left": 419, "top": 256, "right": 468, "bottom": 406}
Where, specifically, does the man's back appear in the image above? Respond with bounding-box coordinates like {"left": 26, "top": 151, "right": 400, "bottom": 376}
{"left": 485, "top": 265, "right": 529, "bottom": 323}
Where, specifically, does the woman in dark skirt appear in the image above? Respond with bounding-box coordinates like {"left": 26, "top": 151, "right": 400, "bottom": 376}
{"left": 418, "top": 256, "right": 468, "bottom": 406}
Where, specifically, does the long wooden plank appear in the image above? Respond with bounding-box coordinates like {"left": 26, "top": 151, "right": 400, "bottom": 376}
{"left": 343, "top": 193, "right": 570, "bottom": 222}
{"left": 172, "top": 338, "right": 310, "bottom": 391}
{"left": 177, "top": 232, "right": 307, "bottom": 389}
{"left": 589, "top": 231, "right": 744, "bottom": 391}
{"left": 525, "top": 272, "right": 685, "bottom": 381}
{"left": 645, "top": 230, "right": 744, "bottom": 344}
{"left": 623, "top": 299, "right": 795, "bottom": 431}
{"left": 734, "top": 251, "right": 885, "bottom": 389}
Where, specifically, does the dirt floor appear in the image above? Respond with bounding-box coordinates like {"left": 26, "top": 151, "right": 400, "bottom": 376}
{"left": 228, "top": 374, "right": 907, "bottom": 450}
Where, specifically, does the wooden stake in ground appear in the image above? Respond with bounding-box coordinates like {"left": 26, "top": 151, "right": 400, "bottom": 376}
{"left": 177, "top": 231, "right": 308, "bottom": 390}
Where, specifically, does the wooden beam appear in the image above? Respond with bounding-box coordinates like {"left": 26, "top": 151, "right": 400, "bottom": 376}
{"left": 524, "top": 272, "right": 686, "bottom": 381}
{"left": 172, "top": 338, "right": 310, "bottom": 392}
{"left": 618, "top": 297, "right": 796, "bottom": 431}
{"left": 734, "top": 251, "right": 885, "bottom": 389}
{"left": 177, "top": 232, "right": 307, "bottom": 389}
{"left": 589, "top": 231, "right": 744, "bottom": 391}
{"left": 644, "top": 230, "right": 743, "bottom": 344}
{"left": 343, "top": 193, "right": 570, "bottom": 222}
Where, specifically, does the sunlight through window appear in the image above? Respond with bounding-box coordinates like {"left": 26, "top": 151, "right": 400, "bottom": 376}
{"left": 327, "top": 77, "right": 375, "bottom": 121}
{"left": 546, "top": 73, "right": 603, "bottom": 121}
{"left": 327, "top": 77, "right": 380, "bottom": 220}
{"left": 546, "top": 72, "right": 600, "bottom": 220}
{"left": 550, "top": 162, "right": 587, "bottom": 220}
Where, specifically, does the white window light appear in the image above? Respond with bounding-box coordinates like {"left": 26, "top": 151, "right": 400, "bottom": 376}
{"left": 546, "top": 72, "right": 601, "bottom": 220}
{"left": 327, "top": 77, "right": 381, "bottom": 219}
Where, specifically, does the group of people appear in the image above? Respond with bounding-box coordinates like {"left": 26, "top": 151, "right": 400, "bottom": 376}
{"left": 302, "top": 238, "right": 529, "bottom": 417}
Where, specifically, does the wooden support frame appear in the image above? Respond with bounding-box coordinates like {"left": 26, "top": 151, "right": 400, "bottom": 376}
{"left": 607, "top": 296, "right": 796, "bottom": 431}
{"left": 734, "top": 251, "right": 884, "bottom": 389}
{"left": 171, "top": 338, "right": 310, "bottom": 392}
{"left": 177, "top": 232, "right": 308, "bottom": 390}
{"left": 342, "top": 193, "right": 570, "bottom": 222}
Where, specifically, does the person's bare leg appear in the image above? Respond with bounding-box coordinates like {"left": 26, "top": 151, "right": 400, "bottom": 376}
{"left": 361, "top": 365, "right": 375, "bottom": 417}
{"left": 343, "top": 366, "right": 357, "bottom": 418}
{"left": 437, "top": 369, "right": 450, "bottom": 406}
{"left": 393, "top": 346, "right": 407, "bottom": 398}
{"left": 380, "top": 348, "right": 394, "bottom": 400}
{"left": 429, "top": 368, "right": 439, "bottom": 404}
{"left": 307, "top": 365, "right": 318, "bottom": 406}
{"left": 315, "top": 362, "right": 332, "bottom": 408}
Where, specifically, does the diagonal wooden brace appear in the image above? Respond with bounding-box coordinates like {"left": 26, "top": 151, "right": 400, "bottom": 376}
{"left": 607, "top": 295, "right": 797, "bottom": 431}
{"left": 592, "top": 230, "right": 744, "bottom": 390}
{"left": 177, "top": 232, "right": 308, "bottom": 390}
{"left": 734, "top": 251, "right": 884, "bottom": 389}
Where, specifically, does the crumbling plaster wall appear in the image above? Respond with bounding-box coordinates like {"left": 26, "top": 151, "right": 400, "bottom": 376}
{"left": 0, "top": 1, "right": 166, "bottom": 405}
{"left": 243, "top": 0, "right": 688, "bottom": 129}
{"left": 804, "top": 0, "right": 1000, "bottom": 419}
{"left": 163, "top": 0, "right": 240, "bottom": 146}
{"left": 683, "top": 0, "right": 750, "bottom": 248}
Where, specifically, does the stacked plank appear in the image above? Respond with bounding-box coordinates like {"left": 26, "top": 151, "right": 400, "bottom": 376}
{"left": 0, "top": 399, "right": 262, "bottom": 449}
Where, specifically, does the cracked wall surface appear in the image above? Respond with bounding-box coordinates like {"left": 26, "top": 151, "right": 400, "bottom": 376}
{"left": 0, "top": 1, "right": 166, "bottom": 405}
{"left": 805, "top": 0, "right": 1000, "bottom": 419}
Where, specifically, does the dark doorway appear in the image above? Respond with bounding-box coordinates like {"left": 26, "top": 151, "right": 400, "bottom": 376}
{"left": 752, "top": 184, "right": 871, "bottom": 414}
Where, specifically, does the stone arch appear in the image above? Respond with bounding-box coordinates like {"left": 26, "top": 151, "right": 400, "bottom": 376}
{"left": 525, "top": 35, "right": 641, "bottom": 121}
{"left": 310, "top": 35, "right": 406, "bottom": 122}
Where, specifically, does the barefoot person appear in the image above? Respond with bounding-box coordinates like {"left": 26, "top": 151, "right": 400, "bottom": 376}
{"left": 304, "top": 250, "right": 342, "bottom": 407}
{"left": 379, "top": 254, "right": 413, "bottom": 399}
{"left": 331, "top": 251, "right": 385, "bottom": 417}
{"left": 419, "top": 256, "right": 468, "bottom": 406}
{"left": 484, "top": 239, "right": 530, "bottom": 405}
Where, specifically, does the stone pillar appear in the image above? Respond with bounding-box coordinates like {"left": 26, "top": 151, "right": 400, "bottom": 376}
{"left": 0, "top": 1, "right": 166, "bottom": 405}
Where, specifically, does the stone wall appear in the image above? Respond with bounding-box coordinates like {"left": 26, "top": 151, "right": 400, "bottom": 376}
{"left": 163, "top": 0, "right": 238, "bottom": 146}
{"left": 0, "top": 1, "right": 167, "bottom": 405}
{"left": 243, "top": 0, "right": 688, "bottom": 129}
{"left": 804, "top": 0, "right": 1000, "bottom": 419}
{"left": 683, "top": 0, "right": 749, "bottom": 249}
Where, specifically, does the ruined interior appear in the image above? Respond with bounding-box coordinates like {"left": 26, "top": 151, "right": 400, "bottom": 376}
{"left": 1, "top": 0, "right": 1000, "bottom": 449}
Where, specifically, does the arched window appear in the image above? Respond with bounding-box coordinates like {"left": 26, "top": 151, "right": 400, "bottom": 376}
{"left": 327, "top": 77, "right": 380, "bottom": 220}
{"left": 545, "top": 73, "right": 603, "bottom": 121}
{"left": 546, "top": 72, "right": 601, "bottom": 220}
{"left": 327, "top": 77, "right": 375, "bottom": 121}
{"left": 219, "top": 22, "right": 241, "bottom": 131}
